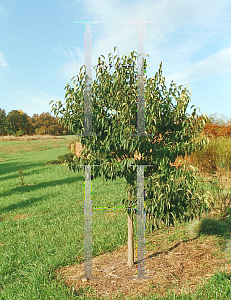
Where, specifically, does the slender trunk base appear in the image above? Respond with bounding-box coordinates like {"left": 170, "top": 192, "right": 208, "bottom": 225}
{"left": 127, "top": 209, "right": 134, "bottom": 267}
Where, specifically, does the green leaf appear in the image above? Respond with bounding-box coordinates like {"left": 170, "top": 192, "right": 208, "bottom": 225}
{"left": 55, "top": 47, "right": 209, "bottom": 233}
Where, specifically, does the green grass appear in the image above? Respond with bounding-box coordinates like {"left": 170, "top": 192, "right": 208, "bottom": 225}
{"left": 1, "top": 135, "right": 231, "bottom": 300}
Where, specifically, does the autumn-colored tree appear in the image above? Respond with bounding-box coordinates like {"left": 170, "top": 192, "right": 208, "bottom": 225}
{"left": 0, "top": 109, "right": 72, "bottom": 136}
{"left": 29, "top": 112, "right": 70, "bottom": 135}
{"left": 50, "top": 48, "right": 210, "bottom": 267}
{"left": 201, "top": 113, "right": 231, "bottom": 140}
{"left": 19, "top": 111, "right": 32, "bottom": 135}
{"left": 25, "top": 115, "right": 36, "bottom": 135}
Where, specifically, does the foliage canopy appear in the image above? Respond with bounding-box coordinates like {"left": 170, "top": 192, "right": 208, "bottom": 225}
{"left": 50, "top": 48, "right": 211, "bottom": 229}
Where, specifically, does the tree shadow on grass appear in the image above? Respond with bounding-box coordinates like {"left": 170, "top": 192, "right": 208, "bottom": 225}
{"left": 0, "top": 176, "right": 84, "bottom": 213}
{"left": 0, "top": 194, "right": 54, "bottom": 217}
{"left": 0, "top": 161, "right": 48, "bottom": 181}
{"left": 193, "top": 216, "right": 231, "bottom": 251}
{"left": 144, "top": 216, "right": 231, "bottom": 263}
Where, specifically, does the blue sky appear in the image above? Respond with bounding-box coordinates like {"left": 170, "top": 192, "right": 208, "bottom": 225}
{"left": 1, "top": 0, "right": 231, "bottom": 125}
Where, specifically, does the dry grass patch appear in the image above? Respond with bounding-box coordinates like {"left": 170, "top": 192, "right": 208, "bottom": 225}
{"left": 12, "top": 213, "right": 33, "bottom": 220}
{"left": 0, "top": 134, "right": 65, "bottom": 141}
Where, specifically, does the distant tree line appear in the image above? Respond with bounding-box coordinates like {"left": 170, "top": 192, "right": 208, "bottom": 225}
{"left": 0, "top": 108, "right": 73, "bottom": 136}
{"left": 1, "top": 108, "right": 231, "bottom": 139}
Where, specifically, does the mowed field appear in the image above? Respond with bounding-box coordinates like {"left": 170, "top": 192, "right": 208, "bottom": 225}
{"left": 1, "top": 135, "right": 231, "bottom": 300}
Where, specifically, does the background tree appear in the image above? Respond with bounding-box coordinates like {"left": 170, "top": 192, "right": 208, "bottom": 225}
{"left": 6, "top": 110, "right": 23, "bottom": 135}
{"left": 29, "top": 112, "right": 71, "bottom": 135}
{"left": 50, "top": 48, "right": 210, "bottom": 267}
{"left": 0, "top": 108, "right": 8, "bottom": 136}
{"left": 19, "top": 110, "right": 31, "bottom": 135}
{"left": 26, "top": 115, "right": 36, "bottom": 135}
{"left": 5, "top": 110, "right": 32, "bottom": 136}
{"left": 207, "top": 113, "right": 230, "bottom": 127}
{"left": 0, "top": 109, "right": 73, "bottom": 136}
{"left": 201, "top": 113, "right": 231, "bottom": 140}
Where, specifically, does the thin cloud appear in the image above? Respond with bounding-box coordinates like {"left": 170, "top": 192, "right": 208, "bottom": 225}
{"left": 57, "top": 46, "right": 85, "bottom": 79}
{"left": 4, "top": 91, "right": 61, "bottom": 117}
{"left": 60, "top": 0, "right": 230, "bottom": 81}
{"left": 0, "top": 4, "right": 8, "bottom": 17}
{"left": 73, "top": 0, "right": 229, "bottom": 36}
{"left": 0, "top": 51, "right": 9, "bottom": 69}
{"left": 166, "top": 46, "right": 231, "bottom": 85}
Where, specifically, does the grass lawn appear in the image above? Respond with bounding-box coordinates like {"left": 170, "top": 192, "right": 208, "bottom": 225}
{"left": 1, "top": 135, "right": 231, "bottom": 300}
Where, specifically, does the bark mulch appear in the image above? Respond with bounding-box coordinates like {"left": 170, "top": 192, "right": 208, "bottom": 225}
{"left": 57, "top": 141, "right": 231, "bottom": 299}
{"left": 55, "top": 225, "right": 231, "bottom": 300}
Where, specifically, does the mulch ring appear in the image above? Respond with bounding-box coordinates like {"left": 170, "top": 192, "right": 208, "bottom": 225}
{"left": 55, "top": 234, "right": 231, "bottom": 300}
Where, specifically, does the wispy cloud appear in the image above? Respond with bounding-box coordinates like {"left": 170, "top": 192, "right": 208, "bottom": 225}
{"left": 4, "top": 90, "right": 61, "bottom": 117}
{"left": 166, "top": 45, "right": 231, "bottom": 85}
{"left": 0, "top": 51, "right": 9, "bottom": 70}
{"left": 59, "top": 0, "right": 231, "bottom": 81}
{"left": 0, "top": 4, "right": 8, "bottom": 17}
{"left": 55, "top": 46, "right": 85, "bottom": 79}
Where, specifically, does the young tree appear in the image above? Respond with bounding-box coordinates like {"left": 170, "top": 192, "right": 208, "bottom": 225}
{"left": 50, "top": 48, "right": 210, "bottom": 267}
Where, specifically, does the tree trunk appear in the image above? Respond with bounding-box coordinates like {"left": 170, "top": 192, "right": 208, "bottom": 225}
{"left": 127, "top": 190, "right": 134, "bottom": 267}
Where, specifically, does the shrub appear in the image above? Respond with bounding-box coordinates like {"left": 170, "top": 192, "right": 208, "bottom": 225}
{"left": 16, "top": 130, "right": 25, "bottom": 137}
{"left": 46, "top": 153, "right": 75, "bottom": 166}
{"left": 45, "top": 160, "right": 61, "bottom": 165}
{"left": 57, "top": 153, "right": 75, "bottom": 164}
{"left": 7, "top": 130, "right": 16, "bottom": 136}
